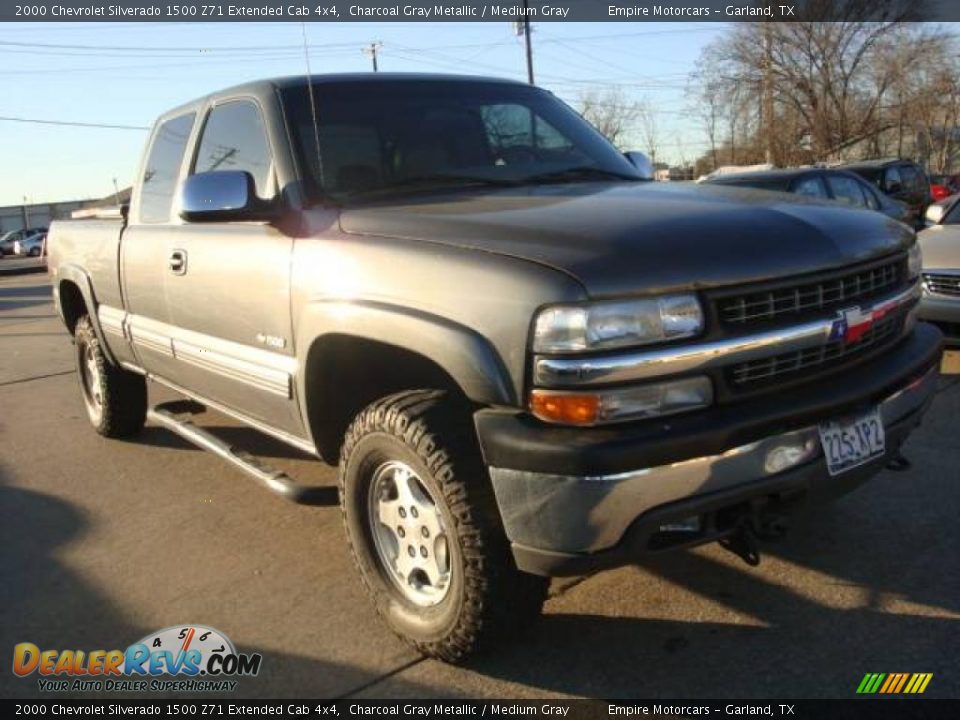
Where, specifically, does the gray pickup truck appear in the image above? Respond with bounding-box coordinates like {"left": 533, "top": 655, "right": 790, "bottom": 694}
{"left": 48, "top": 74, "right": 942, "bottom": 662}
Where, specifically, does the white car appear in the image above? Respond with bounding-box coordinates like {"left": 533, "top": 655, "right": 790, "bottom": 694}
{"left": 0, "top": 227, "right": 48, "bottom": 257}
{"left": 14, "top": 231, "right": 47, "bottom": 257}
{"left": 918, "top": 197, "right": 960, "bottom": 345}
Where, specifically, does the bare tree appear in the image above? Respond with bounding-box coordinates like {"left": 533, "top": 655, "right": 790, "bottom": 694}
{"left": 636, "top": 97, "right": 661, "bottom": 167}
{"left": 575, "top": 88, "right": 637, "bottom": 148}
{"left": 688, "top": 1, "right": 953, "bottom": 170}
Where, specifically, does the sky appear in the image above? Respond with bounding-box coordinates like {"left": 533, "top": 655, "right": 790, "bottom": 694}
{"left": 0, "top": 21, "right": 730, "bottom": 207}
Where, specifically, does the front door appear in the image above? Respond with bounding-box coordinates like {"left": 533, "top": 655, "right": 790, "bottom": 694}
{"left": 164, "top": 99, "right": 302, "bottom": 436}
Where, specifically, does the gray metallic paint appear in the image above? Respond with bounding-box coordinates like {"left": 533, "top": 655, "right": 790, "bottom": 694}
{"left": 46, "top": 75, "right": 925, "bottom": 471}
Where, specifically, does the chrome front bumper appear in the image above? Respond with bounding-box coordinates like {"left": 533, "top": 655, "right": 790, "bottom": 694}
{"left": 489, "top": 363, "right": 939, "bottom": 561}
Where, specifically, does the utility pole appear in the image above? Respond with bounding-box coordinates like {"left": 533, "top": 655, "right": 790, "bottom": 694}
{"left": 513, "top": 5, "right": 534, "bottom": 85}
{"left": 112, "top": 178, "right": 121, "bottom": 206}
{"left": 363, "top": 41, "right": 382, "bottom": 72}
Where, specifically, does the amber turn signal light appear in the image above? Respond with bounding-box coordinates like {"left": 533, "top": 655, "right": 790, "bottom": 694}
{"left": 530, "top": 390, "right": 601, "bottom": 425}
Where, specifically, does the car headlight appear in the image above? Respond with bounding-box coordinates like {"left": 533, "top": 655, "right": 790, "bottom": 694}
{"left": 530, "top": 376, "right": 713, "bottom": 425}
{"left": 908, "top": 242, "right": 922, "bottom": 280}
{"left": 533, "top": 294, "right": 704, "bottom": 353}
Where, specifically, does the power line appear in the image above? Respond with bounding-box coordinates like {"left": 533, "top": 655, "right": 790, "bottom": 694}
{"left": 0, "top": 115, "right": 149, "bottom": 130}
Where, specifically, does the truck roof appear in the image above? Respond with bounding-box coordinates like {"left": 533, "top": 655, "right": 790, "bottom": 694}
{"left": 158, "top": 73, "right": 527, "bottom": 121}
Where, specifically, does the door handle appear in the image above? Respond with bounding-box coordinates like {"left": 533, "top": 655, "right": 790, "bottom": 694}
{"left": 169, "top": 249, "right": 187, "bottom": 275}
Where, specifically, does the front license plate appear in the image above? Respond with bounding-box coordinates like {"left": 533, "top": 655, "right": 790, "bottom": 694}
{"left": 818, "top": 408, "right": 885, "bottom": 477}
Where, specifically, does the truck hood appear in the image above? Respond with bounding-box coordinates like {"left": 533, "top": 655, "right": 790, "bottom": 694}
{"left": 918, "top": 226, "right": 960, "bottom": 271}
{"left": 339, "top": 182, "right": 913, "bottom": 297}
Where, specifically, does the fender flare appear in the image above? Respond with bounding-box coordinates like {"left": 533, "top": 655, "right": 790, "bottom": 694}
{"left": 55, "top": 263, "right": 117, "bottom": 365}
{"left": 295, "top": 299, "right": 517, "bottom": 410}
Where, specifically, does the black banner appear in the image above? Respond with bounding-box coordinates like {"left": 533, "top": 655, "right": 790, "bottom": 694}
{"left": 3, "top": 700, "right": 960, "bottom": 719}
{"left": 3, "top": 0, "right": 960, "bottom": 23}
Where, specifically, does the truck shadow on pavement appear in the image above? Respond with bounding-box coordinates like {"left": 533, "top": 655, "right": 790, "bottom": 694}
{"left": 0, "top": 283, "right": 52, "bottom": 313}
{"left": 0, "top": 464, "right": 435, "bottom": 699}
{"left": 460, "top": 468, "right": 959, "bottom": 698}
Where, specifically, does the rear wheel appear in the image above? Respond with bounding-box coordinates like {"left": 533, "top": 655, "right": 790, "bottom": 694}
{"left": 339, "top": 390, "right": 548, "bottom": 662}
{"left": 75, "top": 315, "right": 147, "bottom": 438}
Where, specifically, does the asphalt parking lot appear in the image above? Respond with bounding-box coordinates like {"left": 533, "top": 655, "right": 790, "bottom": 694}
{"left": 1, "top": 270, "right": 958, "bottom": 700}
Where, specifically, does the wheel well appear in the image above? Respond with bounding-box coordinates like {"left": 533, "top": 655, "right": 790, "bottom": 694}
{"left": 305, "top": 334, "right": 470, "bottom": 463}
{"left": 59, "top": 281, "right": 87, "bottom": 334}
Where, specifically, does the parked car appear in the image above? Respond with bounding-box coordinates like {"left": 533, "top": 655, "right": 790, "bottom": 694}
{"left": 928, "top": 174, "right": 957, "bottom": 203}
{"left": 840, "top": 159, "right": 931, "bottom": 228}
{"left": 702, "top": 167, "right": 912, "bottom": 225}
{"left": 47, "top": 74, "right": 941, "bottom": 662}
{"left": 0, "top": 226, "right": 48, "bottom": 256}
{"left": 918, "top": 196, "right": 960, "bottom": 345}
{"left": 14, "top": 230, "right": 47, "bottom": 257}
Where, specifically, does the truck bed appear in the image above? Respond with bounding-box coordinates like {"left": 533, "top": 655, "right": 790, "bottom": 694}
{"left": 47, "top": 218, "right": 125, "bottom": 312}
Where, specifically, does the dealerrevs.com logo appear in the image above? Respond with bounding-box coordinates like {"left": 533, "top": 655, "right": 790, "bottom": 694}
{"left": 12, "top": 625, "right": 262, "bottom": 693}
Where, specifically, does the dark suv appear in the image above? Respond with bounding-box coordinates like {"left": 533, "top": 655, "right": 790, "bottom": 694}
{"left": 840, "top": 159, "right": 931, "bottom": 228}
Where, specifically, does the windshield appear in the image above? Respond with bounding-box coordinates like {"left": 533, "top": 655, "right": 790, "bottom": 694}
{"left": 282, "top": 79, "right": 642, "bottom": 202}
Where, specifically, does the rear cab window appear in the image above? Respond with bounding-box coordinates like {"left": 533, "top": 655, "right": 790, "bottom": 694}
{"left": 898, "top": 164, "right": 924, "bottom": 192}
{"left": 139, "top": 113, "right": 196, "bottom": 224}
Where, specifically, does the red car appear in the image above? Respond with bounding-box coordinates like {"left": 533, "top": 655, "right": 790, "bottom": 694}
{"left": 929, "top": 174, "right": 958, "bottom": 202}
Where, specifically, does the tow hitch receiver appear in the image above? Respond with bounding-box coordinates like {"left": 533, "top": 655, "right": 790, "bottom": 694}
{"left": 718, "top": 508, "right": 789, "bottom": 567}
{"left": 720, "top": 524, "right": 761, "bottom": 566}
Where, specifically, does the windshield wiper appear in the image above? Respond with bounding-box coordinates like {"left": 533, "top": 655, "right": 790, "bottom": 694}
{"left": 521, "top": 166, "right": 642, "bottom": 184}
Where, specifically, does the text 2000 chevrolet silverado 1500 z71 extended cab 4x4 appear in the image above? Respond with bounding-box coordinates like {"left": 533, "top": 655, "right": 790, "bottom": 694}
{"left": 48, "top": 74, "right": 942, "bottom": 661}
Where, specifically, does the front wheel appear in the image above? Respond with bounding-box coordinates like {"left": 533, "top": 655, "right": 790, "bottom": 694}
{"left": 339, "top": 390, "right": 548, "bottom": 662}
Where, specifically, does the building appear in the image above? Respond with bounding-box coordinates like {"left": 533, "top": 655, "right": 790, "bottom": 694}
{"left": 0, "top": 187, "right": 132, "bottom": 233}
{"left": 0, "top": 198, "right": 92, "bottom": 234}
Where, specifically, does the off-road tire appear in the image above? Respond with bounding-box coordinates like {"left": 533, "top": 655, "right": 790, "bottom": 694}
{"left": 339, "top": 389, "right": 548, "bottom": 662}
{"left": 75, "top": 314, "right": 147, "bottom": 438}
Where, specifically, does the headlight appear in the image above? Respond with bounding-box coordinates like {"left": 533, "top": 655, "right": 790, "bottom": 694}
{"left": 908, "top": 242, "right": 922, "bottom": 280}
{"left": 533, "top": 294, "right": 704, "bottom": 353}
{"left": 530, "top": 376, "right": 713, "bottom": 425}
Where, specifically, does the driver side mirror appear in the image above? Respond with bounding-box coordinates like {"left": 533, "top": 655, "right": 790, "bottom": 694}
{"left": 623, "top": 151, "right": 655, "bottom": 181}
{"left": 925, "top": 203, "right": 945, "bottom": 226}
{"left": 179, "top": 171, "right": 276, "bottom": 223}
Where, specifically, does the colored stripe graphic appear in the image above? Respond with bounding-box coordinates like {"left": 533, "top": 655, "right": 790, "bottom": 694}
{"left": 857, "top": 673, "right": 932, "bottom": 694}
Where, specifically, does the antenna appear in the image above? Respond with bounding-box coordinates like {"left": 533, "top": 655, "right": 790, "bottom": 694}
{"left": 300, "top": 22, "right": 325, "bottom": 190}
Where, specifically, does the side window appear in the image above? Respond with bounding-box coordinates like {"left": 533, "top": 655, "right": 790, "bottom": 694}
{"left": 884, "top": 166, "right": 902, "bottom": 192}
{"left": 793, "top": 176, "right": 828, "bottom": 198}
{"left": 193, "top": 101, "right": 273, "bottom": 198}
{"left": 826, "top": 175, "right": 868, "bottom": 208}
{"left": 857, "top": 180, "right": 880, "bottom": 210}
{"left": 481, "top": 104, "right": 583, "bottom": 163}
{"left": 140, "top": 113, "right": 195, "bottom": 224}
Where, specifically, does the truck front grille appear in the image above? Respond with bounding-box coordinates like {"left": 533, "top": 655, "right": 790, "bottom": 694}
{"left": 729, "top": 310, "right": 904, "bottom": 386}
{"left": 923, "top": 272, "right": 960, "bottom": 297}
{"left": 717, "top": 257, "right": 904, "bottom": 326}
